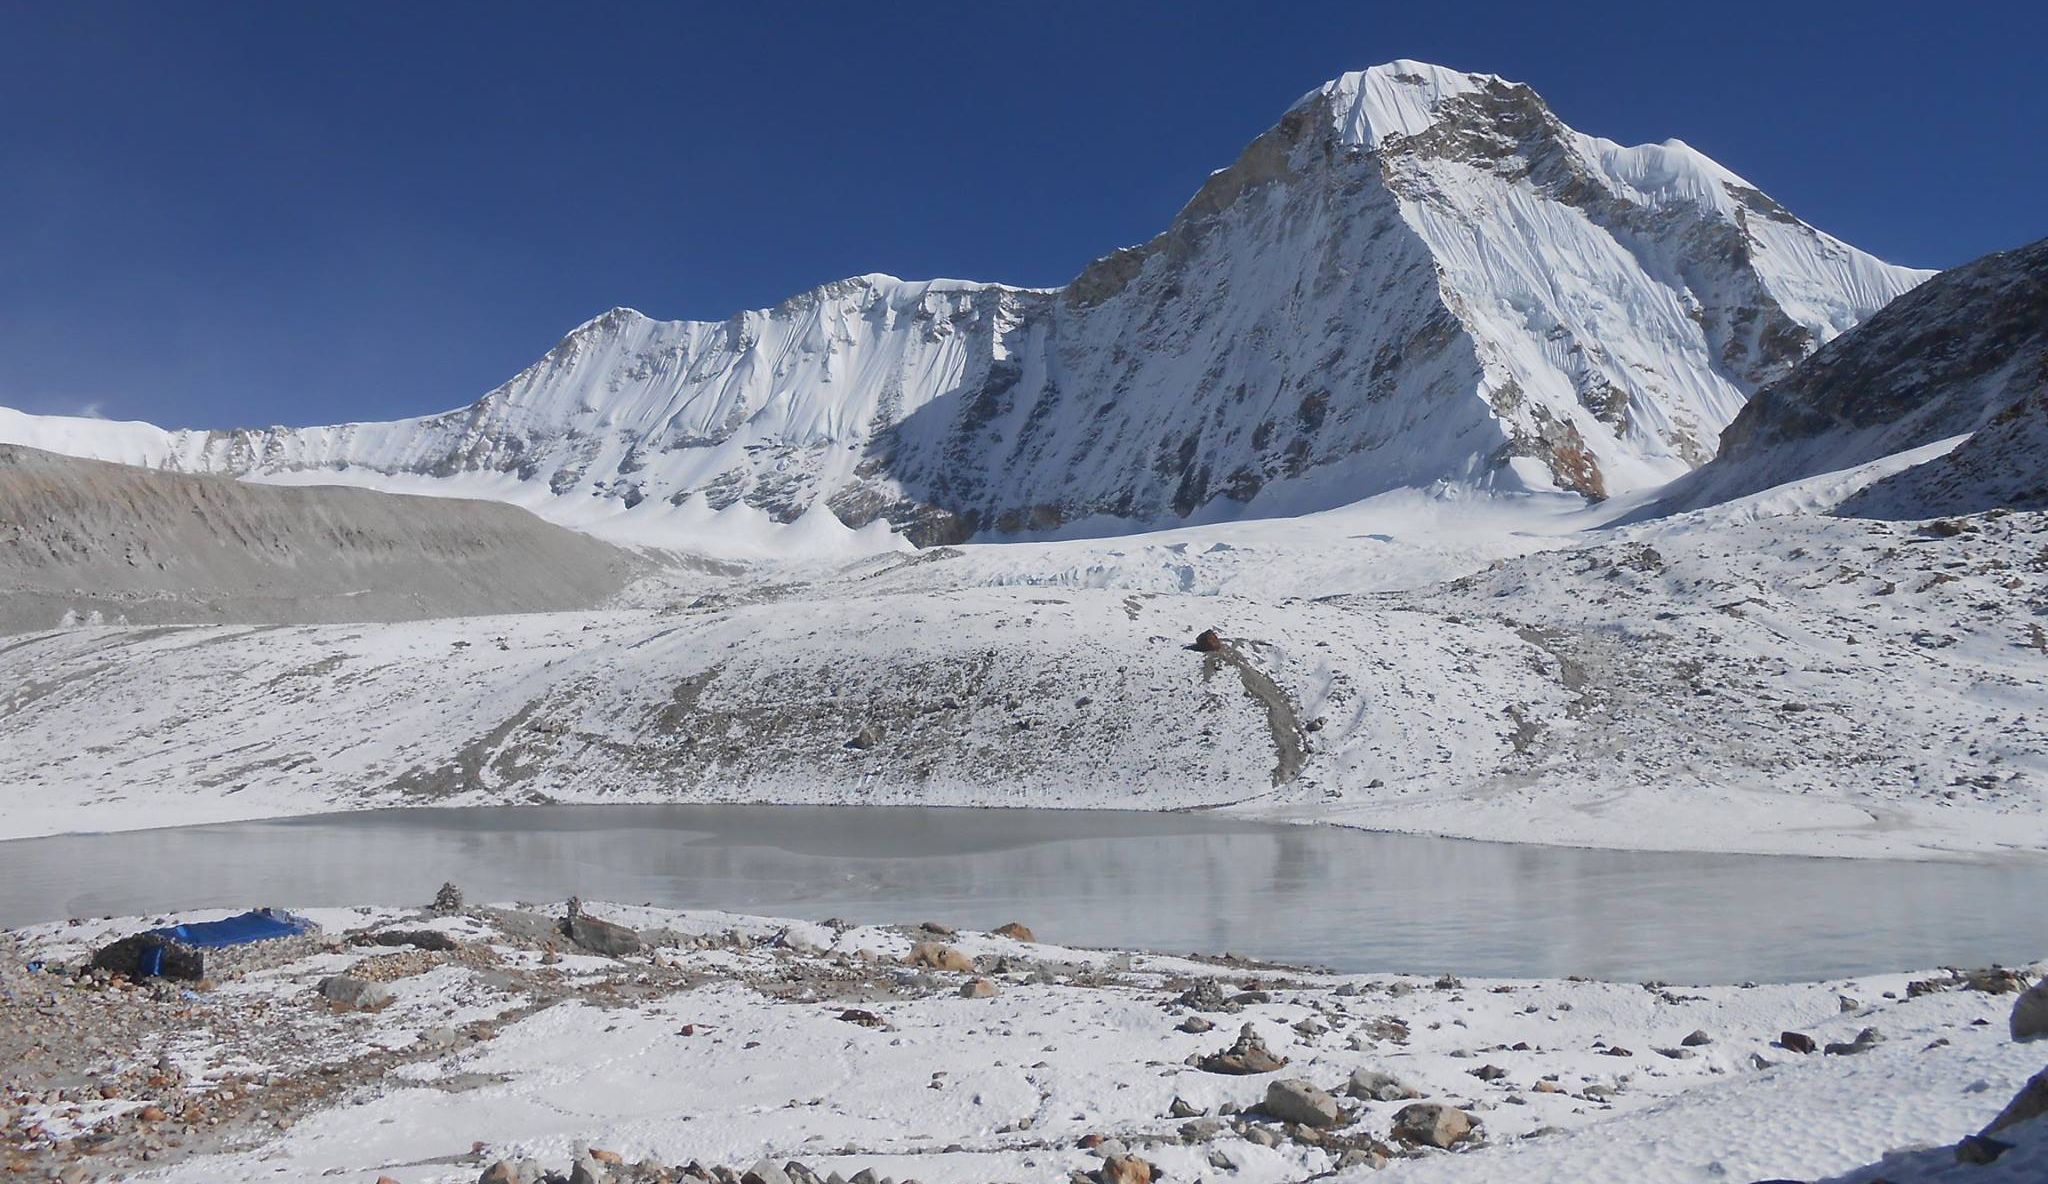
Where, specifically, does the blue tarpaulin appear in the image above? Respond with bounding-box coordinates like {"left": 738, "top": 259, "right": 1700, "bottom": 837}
{"left": 145, "top": 909, "right": 313, "bottom": 949}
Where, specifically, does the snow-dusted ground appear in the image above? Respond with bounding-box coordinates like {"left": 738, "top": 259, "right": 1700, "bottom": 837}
{"left": 3, "top": 478, "right": 2042, "bottom": 860}
{"left": 5, "top": 903, "right": 2040, "bottom": 1184}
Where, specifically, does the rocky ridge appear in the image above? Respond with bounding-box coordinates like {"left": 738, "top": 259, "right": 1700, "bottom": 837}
{"left": 1651, "top": 236, "right": 2048, "bottom": 517}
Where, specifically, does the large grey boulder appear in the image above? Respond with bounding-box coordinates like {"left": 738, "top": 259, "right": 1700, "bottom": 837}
{"left": 318, "top": 975, "right": 394, "bottom": 1009}
{"left": 1391, "top": 1102, "right": 1474, "bottom": 1149}
{"left": 1263, "top": 1078, "right": 1342, "bottom": 1127}
{"left": 1348, "top": 1066, "right": 1416, "bottom": 1101}
{"left": 563, "top": 913, "right": 643, "bottom": 957}
{"left": 2010, "top": 981, "right": 2048, "bottom": 1041}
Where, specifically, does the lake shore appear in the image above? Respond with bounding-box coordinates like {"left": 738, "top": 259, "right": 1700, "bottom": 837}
{"left": 4, "top": 897, "right": 2042, "bottom": 1184}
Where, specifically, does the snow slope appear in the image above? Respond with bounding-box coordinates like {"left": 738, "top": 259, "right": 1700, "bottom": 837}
{"left": 4, "top": 493, "right": 2041, "bottom": 856}
{"left": 0, "top": 62, "right": 1924, "bottom": 549}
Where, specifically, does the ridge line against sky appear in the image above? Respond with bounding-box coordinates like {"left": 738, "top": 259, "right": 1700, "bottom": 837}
{"left": 1, "top": 0, "right": 2042, "bottom": 431}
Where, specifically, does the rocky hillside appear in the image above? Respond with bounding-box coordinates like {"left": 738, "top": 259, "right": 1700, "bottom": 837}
{"left": 1841, "top": 386, "right": 2048, "bottom": 518}
{"left": 0, "top": 62, "right": 1923, "bottom": 546}
{"left": 0, "top": 445, "right": 647, "bottom": 632}
{"left": 1653, "top": 236, "right": 2048, "bottom": 514}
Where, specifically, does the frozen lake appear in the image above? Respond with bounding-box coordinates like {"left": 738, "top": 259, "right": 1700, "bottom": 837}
{"left": 5, "top": 804, "right": 2043, "bottom": 982}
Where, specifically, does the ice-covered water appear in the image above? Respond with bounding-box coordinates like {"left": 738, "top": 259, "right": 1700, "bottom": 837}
{"left": 6, "top": 804, "right": 2042, "bottom": 983}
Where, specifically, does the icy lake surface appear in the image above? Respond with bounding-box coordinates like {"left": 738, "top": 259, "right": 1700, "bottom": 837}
{"left": 6, "top": 805, "right": 2044, "bottom": 983}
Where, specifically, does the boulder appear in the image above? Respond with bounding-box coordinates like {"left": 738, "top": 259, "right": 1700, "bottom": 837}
{"left": 1097, "top": 1155, "right": 1153, "bottom": 1184}
{"left": 1177, "top": 1015, "right": 1214, "bottom": 1034}
{"left": 1197, "top": 1024, "right": 1288, "bottom": 1075}
{"left": 474, "top": 907, "right": 560, "bottom": 944}
{"left": 741, "top": 1160, "right": 791, "bottom": 1184}
{"left": 959, "top": 977, "right": 999, "bottom": 999}
{"left": 1191, "top": 628, "right": 1224, "bottom": 652}
{"left": 2011, "top": 981, "right": 2048, "bottom": 1041}
{"left": 563, "top": 913, "right": 642, "bottom": 957}
{"left": 318, "top": 975, "right": 394, "bottom": 1010}
{"left": 1347, "top": 1067, "right": 1415, "bottom": 1102}
{"left": 1984, "top": 1067, "right": 2048, "bottom": 1135}
{"left": 993, "top": 922, "right": 1036, "bottom": 942}
{"left": 1680, "top": 1029, "right": 1712, "bottom": 1047}
{"left": 905, "top": 942, "right": 975, "bottom": 972}
{"left": 1263, "top": 1078, "right": 1342, "bottom": 1128}
{"left": 1824, "top": 1027, "right": 1883, "bottom": 1056}
{"left": 1965, "top": 966, "right": 2029, "bottom": 994}
{"left": 1391, "top": 1103, "right": 1474, "bottom": 1149}
{"left": 1777, "top": 1031, "right": 1817, "bottom": 1054}
{"left": 357, "top": 928, "right": 459, "bottom": 952}
{"left": 569, "top": 1156, "right": 611, "bottom": 1184}
{"left": 478, "top": 1161, "right": 543, "bottom": 1184}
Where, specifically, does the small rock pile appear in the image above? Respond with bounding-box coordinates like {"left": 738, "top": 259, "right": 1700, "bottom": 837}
{"left": 1197, "top": 1023, "right": 1290, "bottom": 1074}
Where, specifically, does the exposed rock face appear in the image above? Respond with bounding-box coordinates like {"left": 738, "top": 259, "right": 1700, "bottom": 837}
{"left": 0, "top": 63, "right": 1920, "bottom": 544}
{"left": 0, "top": 443, "right": 643, "bottom": 633}
{"left": 1658, "top": 236, "right": 2048, "bottom": 515}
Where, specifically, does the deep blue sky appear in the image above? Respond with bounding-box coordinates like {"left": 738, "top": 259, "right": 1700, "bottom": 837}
{"left": 2, "top": 2, "right": 2041, "bottom": 429}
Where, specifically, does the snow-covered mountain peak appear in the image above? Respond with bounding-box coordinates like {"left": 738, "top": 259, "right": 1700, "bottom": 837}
{"left": 0, "top": 62, "right": 1931, "bottom": 551}
{"left": 1311, "top": 60, "right": 1499, "bottom": 148}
